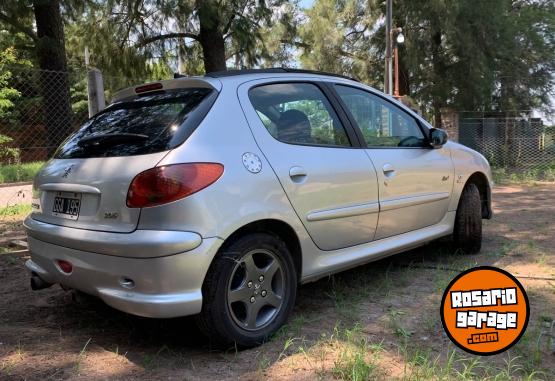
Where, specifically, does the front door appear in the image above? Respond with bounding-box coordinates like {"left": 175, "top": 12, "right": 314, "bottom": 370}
{"left": 239, "top": 80, "right": 380, "bottom": 251}
{"left": 333, "top": 84, "right": 454, "bottom": 240}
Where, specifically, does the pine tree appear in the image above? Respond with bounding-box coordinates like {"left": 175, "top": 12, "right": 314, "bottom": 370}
{"left": 298, "top": 0, "right": 555, "bottom": 124}
{"left": 97, "top": 0, "right": 295, "bottom": 74}
{"left": 0, "top": 0, "right": 74, "bottom": 154}
{"left": 293, "top": 0, "right": 381, "bottom": 83}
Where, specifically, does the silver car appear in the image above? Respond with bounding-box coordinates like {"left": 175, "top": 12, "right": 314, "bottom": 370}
{"left": 25, "top": 69, "right": 493, "bottom": 347}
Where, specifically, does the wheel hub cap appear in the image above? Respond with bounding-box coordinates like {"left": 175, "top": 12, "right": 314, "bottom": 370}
{"left": 227, "top": 249, "right": 285, "bottom": 331}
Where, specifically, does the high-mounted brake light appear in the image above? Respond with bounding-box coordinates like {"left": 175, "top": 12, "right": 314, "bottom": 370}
{"left": 135, "top": 82, "right": 164, "bottom": 94}
{"left": 126, "top": 163, "right": 224, "bottom": 208}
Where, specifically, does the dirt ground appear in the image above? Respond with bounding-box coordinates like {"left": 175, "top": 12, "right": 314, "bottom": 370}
{"left": 1, "top": 184, "right": 554, "bottom": 380}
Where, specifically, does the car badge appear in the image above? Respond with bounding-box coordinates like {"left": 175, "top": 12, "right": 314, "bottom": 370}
{"left": 61, "top": 165, "right": 75, "bottom": 178}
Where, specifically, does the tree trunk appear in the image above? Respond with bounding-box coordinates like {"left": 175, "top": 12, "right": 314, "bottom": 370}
{"left": 433, "top": 106, "right": 443, "bottom": 129}
{"left": 33, "top": 0, "right": 73, "bottom": 157}
{"left": 398, "top": 47, "right": 410, "bottom": 96}
{"left": 198, "top": 3, "right": 227, "bottom": 73}
{"left": 430, "top": 26, "right": 443, "bottom": 128}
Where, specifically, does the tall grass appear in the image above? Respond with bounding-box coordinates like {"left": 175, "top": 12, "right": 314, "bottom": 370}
{"left": 0, "top": 161, "right": 44, "bottom": 184}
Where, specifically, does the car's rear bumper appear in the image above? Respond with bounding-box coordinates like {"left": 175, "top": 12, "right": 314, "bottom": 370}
{"left": 25, "top": 234, "right": 223, "bottom": 318}
{"left": 24, "top": 216, "right": 203, "bottom": 258}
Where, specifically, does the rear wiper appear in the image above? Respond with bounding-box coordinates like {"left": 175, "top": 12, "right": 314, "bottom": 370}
{"left": 77, "top": 133, "right": 149, "bottom": 148}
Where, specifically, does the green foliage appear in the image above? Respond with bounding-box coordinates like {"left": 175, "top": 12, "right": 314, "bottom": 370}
{"left": 0, "top": 47, "right": 21, "bottom": 119}
{"left": 0, "top": 161, "right": 44, "bottom": 184}
{"left": 391, "top": 0, "right": 555, "bottom": 119}
{"left": 297, "top": 0, "right": 555, "bottom": 122}
{"left": 0, "top": 134, "right": 20, "bottom": 164}
{"left": 2, "top": 0, "right": 554, "bottom": 127}
{"left": 0, "top": 203, "right": 32, "bottom": 218}
{"left": 298, "top": 0, "right": 380, "bottom": 85}
{"left": 492, "top": 162, "right": 555, "bottom": 184}
{"left": 65, "top": 21, "right": 157, "bottom": 81}
{"left": 70, "top": 76, "right": 88, "bottom": 120}
{"left": 257, "top": 2, "right": 299, "bottom": 67}
{"left": 63, "top": 0, "right": 294, "bottom": 76}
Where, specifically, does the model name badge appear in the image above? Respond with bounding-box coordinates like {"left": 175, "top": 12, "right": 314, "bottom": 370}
{"left": 104, "top": 212, "right": 119, "bottom": 219}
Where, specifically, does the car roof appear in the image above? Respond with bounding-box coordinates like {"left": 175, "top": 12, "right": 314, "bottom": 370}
{"left": 201, "top": 68, "right": 359, "bottom": 82}
{"left": 111, "top": 69, "right": 359, "bottom": 103}
{"left": 109, "top": 68, "right": 429, "bottom": 129}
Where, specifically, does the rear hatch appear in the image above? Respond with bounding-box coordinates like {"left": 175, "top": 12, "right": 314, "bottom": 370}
{"left": 31, "top": 80, "right": 219, "bottom": 233}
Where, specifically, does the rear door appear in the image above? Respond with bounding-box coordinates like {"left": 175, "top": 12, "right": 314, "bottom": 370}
{"left": 31, "top": 86, "right": 217, "bottom": 232}
{"left": 333, "top": 84, "right": 454, "bottom": 240}
{"left": 239, "top": 80, "right": 380, "bottom": 251}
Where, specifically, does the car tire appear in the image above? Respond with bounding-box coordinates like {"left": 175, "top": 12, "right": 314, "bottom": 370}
{"left": 196, "top": 232, "right": 297, "bottom": 348}
{"left": 453, "top": 183, "right": 482, "bottom": 254}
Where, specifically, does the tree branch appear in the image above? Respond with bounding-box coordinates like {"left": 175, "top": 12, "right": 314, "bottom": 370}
{"left": 223, "top": 0, "right": 250, "bottom": 34}
{"left": 0, "top": 11, "right": 37, "bottom": 41}
{"left": 135, "top": 32, "right": 199, "bottom": 48}
{"left": 345, "top": 25, "right": 368, "bottom": 38}
{"left": 281, "top": 40, "right": 367, "bottom": 61}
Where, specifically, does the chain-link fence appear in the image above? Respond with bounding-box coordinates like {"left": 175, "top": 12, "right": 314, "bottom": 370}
{"left": 457, "top": 111, "right": 555, "bottom": 180}
{"left": 0, "top": 66, "right": 146, "bottom": 211}
{"left": 1, "top": 67, "right": 554, "bottom": 212}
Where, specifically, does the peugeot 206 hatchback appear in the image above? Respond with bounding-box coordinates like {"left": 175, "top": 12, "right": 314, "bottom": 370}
{"left": 25, "top": 68, "right": 493, "bottom": 347}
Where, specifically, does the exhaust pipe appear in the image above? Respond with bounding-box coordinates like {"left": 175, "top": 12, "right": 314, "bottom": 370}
{"left": 30, "top": 274, "right": 53, "bottom": 290}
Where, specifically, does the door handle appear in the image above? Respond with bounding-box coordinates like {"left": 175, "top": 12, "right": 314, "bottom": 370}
{"left": 289, "top": 166, "right": 307, "bottom": 182}
{"left": 382, "top": 163, "right": 396, "bottom": 177}
{"left": 383, "top": 163, "right": 395, "bottom": 173}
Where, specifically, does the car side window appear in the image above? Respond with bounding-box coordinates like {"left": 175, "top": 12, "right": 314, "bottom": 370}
{"left": 249, "top": 83, "right": 351, "bottom": 147}
{"left": 334, "top": 85, "right": 426, "bottom": 148}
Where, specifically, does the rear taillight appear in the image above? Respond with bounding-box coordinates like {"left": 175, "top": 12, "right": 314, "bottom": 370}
{"left": 126, "top": 163, "right": 224, "bottom": 208}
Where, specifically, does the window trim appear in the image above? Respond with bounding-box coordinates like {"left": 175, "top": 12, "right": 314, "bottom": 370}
{"left": 247, "top": 80, "right": 364, "bottom": 149}
{"left": 328, "top": 83, "right": 432, "bottom": 149}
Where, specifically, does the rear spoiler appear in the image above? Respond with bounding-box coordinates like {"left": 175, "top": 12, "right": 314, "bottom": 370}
{"left": 112, "top": 77, "right": 222, "bottom": 103}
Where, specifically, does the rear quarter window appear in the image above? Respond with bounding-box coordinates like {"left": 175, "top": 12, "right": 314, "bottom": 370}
{"left": 248, "top": 83, "right": 351, "bottom": 147}
{"left": 55, "top": 88, "right": 215, "bottom": 159}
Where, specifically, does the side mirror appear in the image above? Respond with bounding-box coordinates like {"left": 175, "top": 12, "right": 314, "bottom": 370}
{"left": 429, "top": 128, "right": 448, "bottom": 148}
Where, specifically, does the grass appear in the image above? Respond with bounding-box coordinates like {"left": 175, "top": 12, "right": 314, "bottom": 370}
{"left": 492, "top": 164, "right": 555, "bottom": 184}
{"left": 73, "top": 338, "right": 92, "bottom": 375}
{"left": 331, "top": 325, "right": 381, "bottom": 381}
{"left": 388, "top": 309, "right": 412, "bottom": 339}
{"left": 0, "top": 161, "right": 44, "bottom": 184}
{"left": 278, "top": 251, "right": 554, "bottom": 380}
{"left": 0, "top": 204, "right": 32, "bottom": 219}
{"left": 396, "top": 337, "right": 547, "bottom": 380}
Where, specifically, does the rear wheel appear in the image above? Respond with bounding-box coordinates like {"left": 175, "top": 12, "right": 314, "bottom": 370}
{"left": 453, "top": 183, "right": 482, "bottom": 254}
{"left": 196, "top": 232, "right": 297, "bottom": 348}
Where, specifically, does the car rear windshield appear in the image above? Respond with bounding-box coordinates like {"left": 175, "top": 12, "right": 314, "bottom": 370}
{"left": 54, "top": 88, "right": 216, "bottom": 159}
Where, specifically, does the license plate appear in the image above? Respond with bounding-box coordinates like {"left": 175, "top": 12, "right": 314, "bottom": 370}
{"left": 52, "top": 193, "right": 82, "bottom": 220}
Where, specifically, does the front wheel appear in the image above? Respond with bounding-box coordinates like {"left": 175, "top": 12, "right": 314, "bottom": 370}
{"left": 453, "top": 183, "right": 482, "bottom": 254}
{"left": 196, "top": 232, "right": 297, "bottom": 348}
